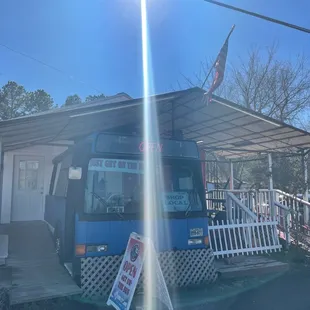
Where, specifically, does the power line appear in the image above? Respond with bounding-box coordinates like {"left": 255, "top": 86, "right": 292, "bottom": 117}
{"left": 0, "top": 42, "right": 103, "bottom": 94}
{"left": 203, "top": 0, "right": 310, "bottom": 34}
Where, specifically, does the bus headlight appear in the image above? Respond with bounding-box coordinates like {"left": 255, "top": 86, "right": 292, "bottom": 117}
{"left": 188, "top": 238, "right": 203, "bottom": 245}
{"left": 87, "top": 244, "right": 108, "bottom": 252}
{"left": 190, "top": 228, "right": 203, "bottom": 237}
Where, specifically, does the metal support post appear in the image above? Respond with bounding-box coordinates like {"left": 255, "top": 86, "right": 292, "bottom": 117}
{"left": 302, "top": 150, "right": 309, "bottom": 225}
{"left": 268, "top": 154, "right": 275, "bottom": 218}
{"left": 200, "top": 150, "right": 206, "bottom": 190}
{"left": 285, "top": 211, "right": 291, "bottom": 250}
{"left": 229, "top": 160, "right": 234, "bottom": 190}
{"left": 0, "top": 139, "right": 3, "bottom": 224}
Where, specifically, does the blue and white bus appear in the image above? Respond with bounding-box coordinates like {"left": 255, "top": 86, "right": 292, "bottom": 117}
{"left": 45, "top": 132, "right": 214, "bottom": 297}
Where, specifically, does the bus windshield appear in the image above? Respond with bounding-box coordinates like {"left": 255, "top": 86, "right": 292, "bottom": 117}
{"left": 84, "top": 158, "right": 202, "bottom": 214}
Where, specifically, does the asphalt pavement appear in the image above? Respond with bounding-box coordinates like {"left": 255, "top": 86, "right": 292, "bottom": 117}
{"left": 11, "top": 264, "right": 310, "bottom": 310}
{"left": 220, "top": 265, "right": 310, "bottom": 310}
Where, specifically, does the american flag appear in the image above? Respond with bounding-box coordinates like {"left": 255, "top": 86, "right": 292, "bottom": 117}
{"left": 210, "top": 40, "right": 228, "bottom": 92}
{"left": 205, "top": 39, "right": 229, "bottom": 101}
{"left": 204, "top": 25, "right": 234, "bottom": 103}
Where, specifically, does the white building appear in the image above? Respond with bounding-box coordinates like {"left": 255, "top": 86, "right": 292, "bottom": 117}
{"left": 0, "top": 93, "right": 131, "bottom": 224}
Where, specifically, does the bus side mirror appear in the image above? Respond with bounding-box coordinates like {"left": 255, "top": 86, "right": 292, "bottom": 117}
{"left": 69, "top": 166, "right": 82, "bottom": 180}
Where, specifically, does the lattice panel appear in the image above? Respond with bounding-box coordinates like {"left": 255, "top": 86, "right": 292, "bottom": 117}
{"left": 157, "top": 248, "right": 216, "bottom": 287}
{"left": 81, "top": 248, "right": 217, "bottom": 299}
{"left": 0, "top": 288, "right": 10, "bottom": 310}
{"left": 81, "top": 255, "right": 123, "bottom": 299}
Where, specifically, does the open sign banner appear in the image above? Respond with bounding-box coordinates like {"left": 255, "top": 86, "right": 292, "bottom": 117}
{"left": 107, "top": 233, "right": 145, "bottom": 310}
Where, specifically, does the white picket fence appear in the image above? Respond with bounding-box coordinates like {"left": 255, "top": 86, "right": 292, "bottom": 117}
{"left": 206, "top": 188, "right": 310, "bottom": 249}
{"left": 209, "top": 219, "right": 282, "bottom": 258}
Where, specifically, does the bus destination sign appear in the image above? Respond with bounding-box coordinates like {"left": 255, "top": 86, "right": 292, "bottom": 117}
{"left": 95, "top": 134, "right": 199, "bottom": 159}
{"left": 139, "top": 141, "right": 163, "bottom": 153}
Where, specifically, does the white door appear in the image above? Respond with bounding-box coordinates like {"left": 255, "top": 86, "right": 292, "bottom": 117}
{"left": 12, "top": 156, "right": 45, "bottom": 221}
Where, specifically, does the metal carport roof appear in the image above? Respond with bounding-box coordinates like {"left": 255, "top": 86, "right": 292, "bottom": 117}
{"left": 1, "top": 87, "right": 310, "bottom": 158}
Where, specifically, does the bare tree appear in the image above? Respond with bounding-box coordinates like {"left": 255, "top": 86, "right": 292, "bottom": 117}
{"left": 183, "top": 45, "right": 310, "bottom": 191}
{"left": 182, "top": 45, "right": 310, "bottom": 124}
{"left": 175, "top": 58, "right": 235, "bottom": 99}
{"left": 231, "top": 47, "right": 310, "bottom": 123}
{"left": 230, "top": 47, "right": 310, "bottom": 190}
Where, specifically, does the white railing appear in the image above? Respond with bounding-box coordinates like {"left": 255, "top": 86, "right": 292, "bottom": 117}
{"left": 273, "top": 190, "right": 310, "bottom": 247}
{"left": 258, "top": 189, "right": 310, "bottom": 218}
{"left": 206, "top": 189, "right": 226, "bottom": 210}
{"left": 257, "top": 189, "right": 310, "bottom": 223}
{"left": 226, "top": 192, "right": 257, "bottom": 223}
{"left": 206, "top": 189, "right": 257, "bottom": 211}
{"left": 274, "top": 200, "right": 291, "bottom": 245}
{"left": 256, "top": 190, "right": 272, "bottom": 218}
{"left": 209, "top": 219, "right": 282, "bottom": 258}
{"left": 251, "top": 189, "right": 310, "bottom": 248}
{"left": 206, "top": 188, "right": 310, "bottom": 250}
{"left": 258, "top": 189, "right": 287, "bottom": 220}
{"left": 276, "top": 189, "right": 310, "bottom": 225}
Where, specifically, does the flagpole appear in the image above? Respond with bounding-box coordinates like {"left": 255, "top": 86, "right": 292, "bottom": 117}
{"left": 201, "top": 24, "right": 235, "bottom": 89}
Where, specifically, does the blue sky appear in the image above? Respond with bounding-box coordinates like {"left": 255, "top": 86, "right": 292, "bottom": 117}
{"left": 0, "top": 0, "right": 309, "bottom": 106}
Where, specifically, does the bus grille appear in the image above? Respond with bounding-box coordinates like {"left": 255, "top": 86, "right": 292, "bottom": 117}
{"left": 81, "top": 248, "right": 217, "bottom": 300}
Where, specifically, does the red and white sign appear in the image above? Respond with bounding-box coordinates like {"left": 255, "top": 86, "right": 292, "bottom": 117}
{"left": 107, "top": 233, "right": 174, "bottom": 310}
{"left": 107, "top": 233, "right": 145, "bottom": 310}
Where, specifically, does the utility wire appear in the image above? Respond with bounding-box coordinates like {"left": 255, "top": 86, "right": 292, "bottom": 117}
{"left": 0, "top": 42, "right": 103, "bottom": 94}
{"left": 203, "top": 0, "right": 310, "bottom": 34}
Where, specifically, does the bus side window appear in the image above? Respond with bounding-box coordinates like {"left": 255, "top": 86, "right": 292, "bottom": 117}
{"left": 49, "top": 163, "right": 58, "bottom": 195}
{"left": 178, "top": 167, "right": 193, "bottom": 190}
{"left": 54, "top": 154, "right": 72, "bottom": 197}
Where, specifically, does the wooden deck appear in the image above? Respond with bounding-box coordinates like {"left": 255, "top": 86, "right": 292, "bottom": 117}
{"left": 0, "top": 221, "right": 81, "bottom": 305}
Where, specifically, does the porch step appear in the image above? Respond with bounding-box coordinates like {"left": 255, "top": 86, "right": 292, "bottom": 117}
{"left": 215, "top": 255, "right": 289, "bottom": 279}
{"left": 0, "top": 235, "right": 8, "bottom": 266}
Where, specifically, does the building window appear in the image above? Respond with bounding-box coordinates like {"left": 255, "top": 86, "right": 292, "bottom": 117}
{"left": 18, "top": 160, "right": 39, "bottom": 190}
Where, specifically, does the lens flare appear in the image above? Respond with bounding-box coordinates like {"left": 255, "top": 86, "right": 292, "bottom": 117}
{"left": 140, "top": 0, "right": 171, "bottom": 308}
